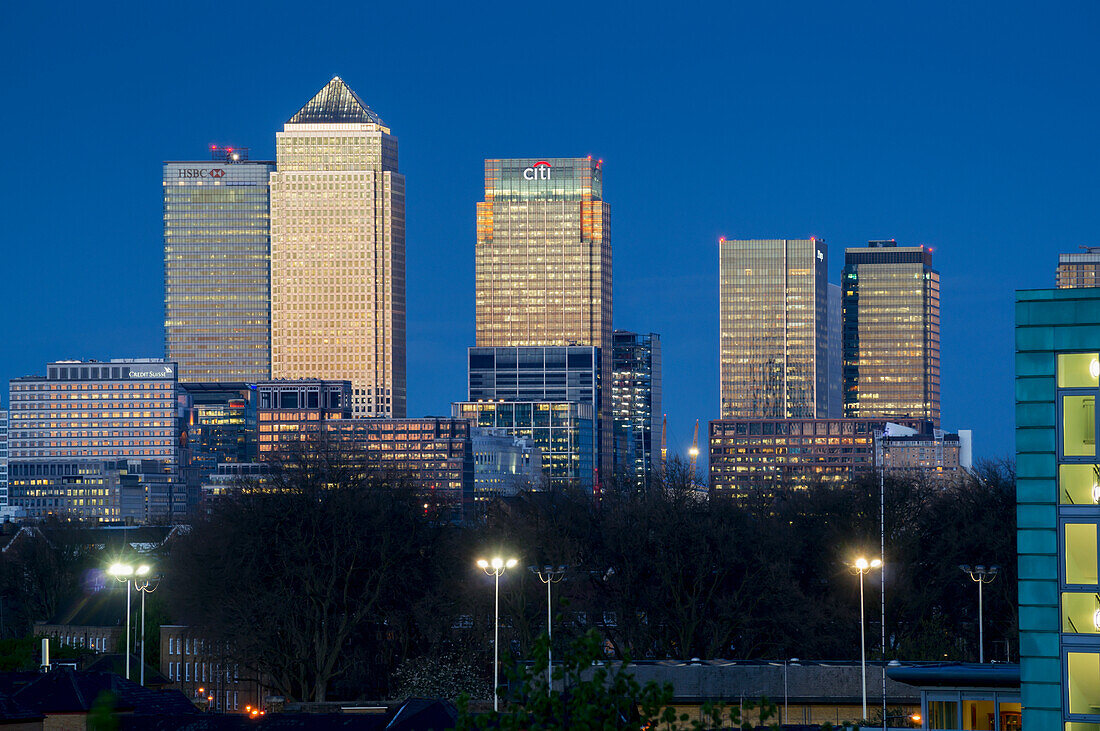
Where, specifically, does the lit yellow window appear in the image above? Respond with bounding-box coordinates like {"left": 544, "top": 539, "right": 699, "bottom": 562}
{"left": 1060, "top": 353, "right": 1100, "bottom": 388}
{"left": 1067, "top": 523, "right": 1099, "bottom": 585}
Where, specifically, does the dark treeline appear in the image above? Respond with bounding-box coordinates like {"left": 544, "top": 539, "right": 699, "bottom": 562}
{"left": 159, "top": 441, "right": 1016, "bottom": 702}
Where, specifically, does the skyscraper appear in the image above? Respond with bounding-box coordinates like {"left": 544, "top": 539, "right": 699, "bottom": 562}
{"left": 164, "top": 148, "right": 274, "bottom": 382}
{"left": 842, "top": 240, "right": 940, "bottom": 425}
{"left": 719, "top": 238, "right": 829, "bottom": 419}
{"left": 611, "top": 331, "right": 662, "bottom": 488}
{"left": 270, "top": 76, "right": 406, "bottom": 417}
{"left": 475, "top": 157, "right": 612, "bottom": 482}
{"left": 1057, "top": 246, "right": 1100, "bottom": 288}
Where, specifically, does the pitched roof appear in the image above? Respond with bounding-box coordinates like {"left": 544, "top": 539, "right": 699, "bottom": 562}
{"left": 288, "top": 77, "right": 384, "bottom": 125}
{"left": 13, "top": 669, "right": 197, "bottom": 715}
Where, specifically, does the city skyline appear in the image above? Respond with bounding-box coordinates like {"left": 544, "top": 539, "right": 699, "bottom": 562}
{"left": 2, "top": 3, "right": 1096, "bottom": 460}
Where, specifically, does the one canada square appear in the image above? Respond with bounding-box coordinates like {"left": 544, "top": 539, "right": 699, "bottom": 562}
{"left": 269, "top": 77, "right": 406, "bottom": 417}
{"left": 475, "top": 158, "right": 612, "bottom": 482}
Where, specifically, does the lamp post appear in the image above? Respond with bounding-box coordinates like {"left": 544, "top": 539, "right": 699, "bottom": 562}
{"left": 109, "top": 562, "right": 149, "bottom": 680}
{"left": 478, "top": 556, "right": 518, "bottom": 711}
{"left": 134, "top": 567, "right": 158, "bottom": 686}
{"left": 530, "top": 565, "right": 566, "bottom": 690}
{"left": 960, "top": 564, "right": 1000, "bottom": 663}
{"left": 852, "top": 556, "right": 882, "bottom": 722}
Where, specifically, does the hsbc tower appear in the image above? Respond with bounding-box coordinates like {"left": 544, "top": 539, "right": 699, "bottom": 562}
{"left": 163, "top": 148, "right": 275, "bottom": 382}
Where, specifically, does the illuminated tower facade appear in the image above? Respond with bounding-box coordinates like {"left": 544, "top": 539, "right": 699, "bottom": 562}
{"left": 719, "top": 238, "right": 829, "bottom": 419}
{"left": 842, "top": 241, "right": 940, "bottom": 425}
{"left": 270, "top": 76, "right": 406, "bottom": 417}
{"left": 475, "top": 157, "right": 612, "bottom": 484}
{"left": 164, "top": 148, "right": 274, "bottom": 382}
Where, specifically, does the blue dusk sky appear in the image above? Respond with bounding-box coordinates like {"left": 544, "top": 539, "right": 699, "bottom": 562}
{"left": 1, "top": 1, "right": 1096, "bottom": 460}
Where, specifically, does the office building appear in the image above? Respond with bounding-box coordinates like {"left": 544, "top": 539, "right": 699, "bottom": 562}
{"left": 828, "top": 284, "right": 842, "bottom": 418}
{"left": 467, "top": 345, "right": 601, "bottom": 489}
{"left": 255, "top": 382, "right": 472, "bottom": 520}
{"left": 707, "top": 417, "right": 932, "bottom": 500}
{"left": 269, "top": 76, "right": 406, "bottom": 418}
{"left": 877, "top": 427, "right": 972, "bottom": 476}
{"left": 7, "top": 360, "right": 184, "bottom": 520}
{"left": 326, "top": 418, "right": 474, "bottom": 521}
{"left": 162, "top": 145, "right": 275, "bottom": 378}
{"left": 842, "top": 240, "right": 941, "bottom": 425}
{"left": 475, "top": 157, "right": 611, "bottom": 484}
{"left": 164, "top": 148, "right": 274, "bottom": 383}
{"left": 1015, "top": 287, "right": 1100, "bottom": 727}
{"left": 179, "top": 382, "right": 256, "bottom": 510}
{"left": 611, "top": 331, "right": 662, "bottom": 488}
{"left": 719, "top": 238, "right": 829, "bottom": 419}
{"left": 0, "top": 405, "right": 7, "bottom": 508}
{"left": 256, "top": 379, "right": 352, "bottom": 454}
{"left": 180, "top": 383, "right": 256, "bottom": 468}
{"left": 8, "top": 458, "right": 175, "bottom": 522}
{"left": 1057, "top": 246, "right": 1100, "bottom": 288}
{"left": 471, "top": 427, "right": 543, "bottom": 502}
{"left": 453, "top": 401, "right": 595, "bottom": 491}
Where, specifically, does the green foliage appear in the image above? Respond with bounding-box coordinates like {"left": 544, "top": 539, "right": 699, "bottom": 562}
{"left": 454, "top": 630, "right": 779, "bottom": 731}
{"left": 87, "top": 690, "right": 119, "bottom": 731}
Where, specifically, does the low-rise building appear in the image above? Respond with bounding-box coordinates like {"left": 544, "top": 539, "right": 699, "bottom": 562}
{"left": 160, "top": 625, "right": 266, "bottom": 713}
{"left": 877, "top": 426, "right": 973, "bottom": 476}
{"left": 708, "top": 417, "right": 933, "bottom": 499}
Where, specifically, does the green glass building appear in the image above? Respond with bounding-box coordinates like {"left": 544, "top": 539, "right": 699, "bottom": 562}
{"left": 1017, "top": 287, "right": 1100, "bottom": 728}
{"left": 164, "top": 149, "right": 275, "bottom": 382}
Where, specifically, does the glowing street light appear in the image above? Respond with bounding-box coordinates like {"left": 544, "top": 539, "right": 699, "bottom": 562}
{"left": 477, "top": 556, "right": 518, "bottom": 710}
{"left": 109, "top": 562, "right": 152, "bottom": 681}
{"left": 851, "top": 556, "right": 882, "bottom": 721}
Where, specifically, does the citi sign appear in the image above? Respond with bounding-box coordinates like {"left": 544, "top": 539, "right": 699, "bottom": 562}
{"left": 522, "top": 161, "right": 551, "bottom": 180}
{"left": 178, "top": 168, "right": 226, "bottom": 179}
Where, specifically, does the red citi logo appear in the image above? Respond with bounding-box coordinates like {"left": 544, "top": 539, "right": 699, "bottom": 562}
{"left": 522, "top": 161, "right": 551, "bottom": 180}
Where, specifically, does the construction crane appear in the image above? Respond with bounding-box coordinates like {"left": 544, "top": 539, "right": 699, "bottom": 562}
{"left": 688, "top": 419, "right": 700, "bottom": 478}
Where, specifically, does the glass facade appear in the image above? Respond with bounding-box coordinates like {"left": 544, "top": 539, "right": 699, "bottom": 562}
{"left": 270, "top": 77, "right": 406, "bottom": 418}
{"left": 163, "top": 155, "right": 274, "bottom": 383}
{"left": 842, "top": 241, "right": 941, "bottom": 425}
{"left": 1015, "top": 287, "right": 1100, "bottom": 728}
{"left": 719, "top": 238, "right": 829, "bottom": 419}
{"left": 7, "top": 360, "right": 183, "bottom": 521}
{"left": 611, "top": 331, "right": 662, "bottom": 489}
{"left": 452, "top": 401, "right": 594, "bottom": 492}
{"left": 475, "top": 157, "right": 611, "bottom": 484}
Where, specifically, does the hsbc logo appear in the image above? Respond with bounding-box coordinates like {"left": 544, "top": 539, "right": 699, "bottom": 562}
{"left": 178, "top": 168, "right": 226, "bottom": 179}
{"left": 522, "top": 161, "right": 551, "bottom": 180}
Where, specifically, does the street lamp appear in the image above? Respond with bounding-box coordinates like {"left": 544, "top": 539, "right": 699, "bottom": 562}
{"left": 133, "top": 567, "right": 158, "bottom": 686}
{"left": 530, "top": 565, "right": 566, "bottom": 690}
{"left": 960, "top": 564, "right": 1000, "bottom": 663}
{"left": 477, "top": 556, "right": 518, "bottom": 711}
{"left": 109, "top": 562, "right": 150, "bottom": 680}
{"left": 852, "top": 556, "right": 882, "bottom": 722}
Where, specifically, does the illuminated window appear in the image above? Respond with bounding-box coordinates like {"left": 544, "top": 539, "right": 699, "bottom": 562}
{"left": 1064, "top": 395, "right": 1097, "bottom": 457}
{"left": 1066, "top": 523, "right": 1099, "bottom": 586}
{"left": 1069, "top": 652, "right": 1100, "bottom": 715}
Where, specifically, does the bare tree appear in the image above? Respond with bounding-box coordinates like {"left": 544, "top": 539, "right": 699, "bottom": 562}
{"left": 167, "top": 438, "right": 441, "bottom": 701}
